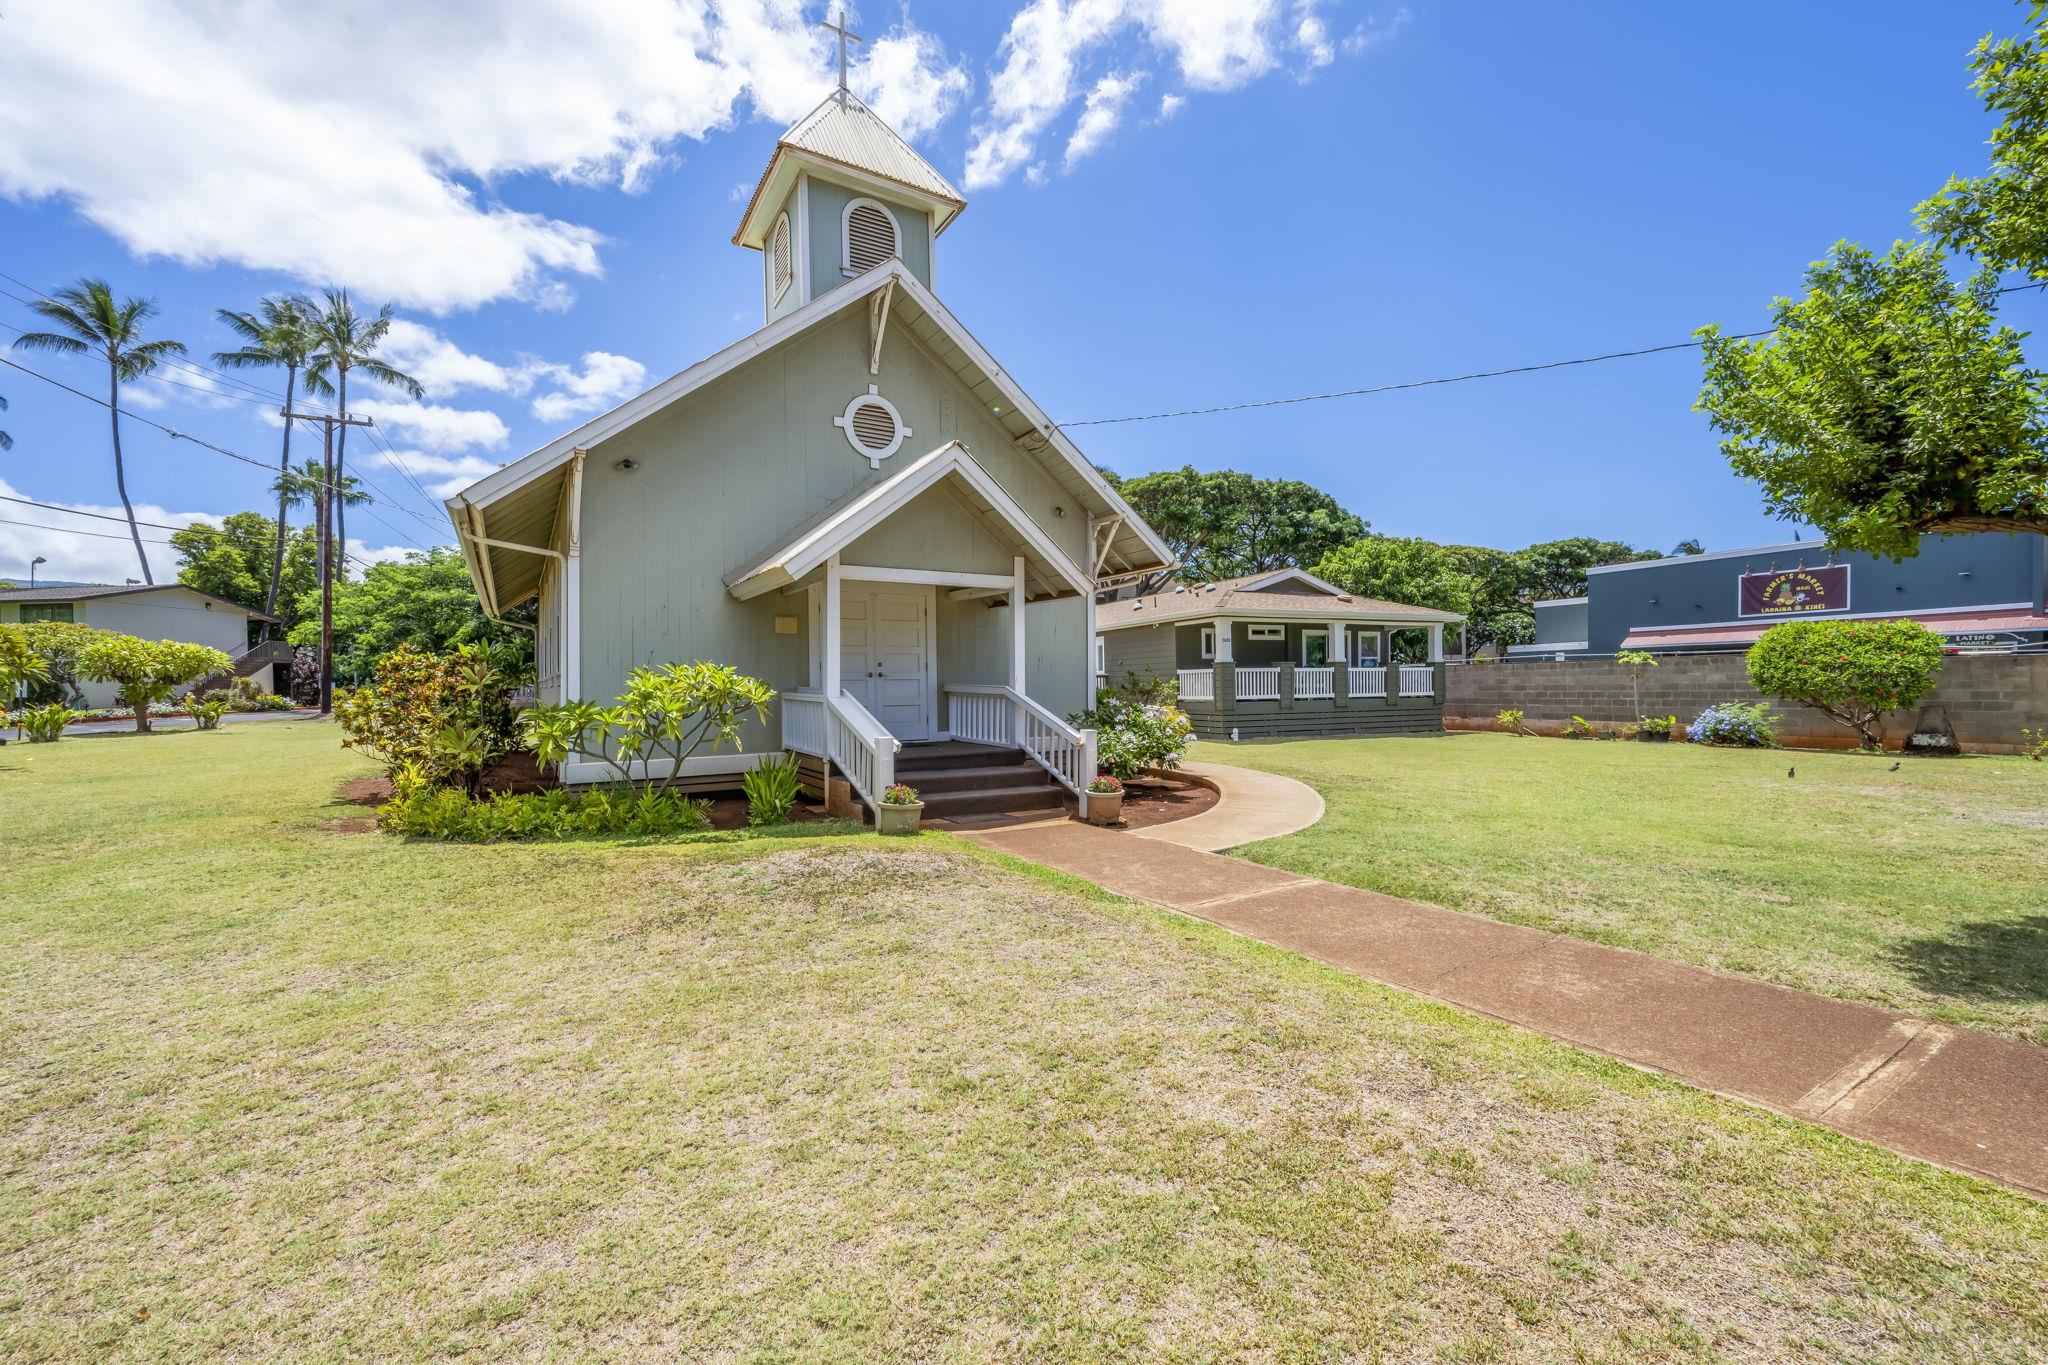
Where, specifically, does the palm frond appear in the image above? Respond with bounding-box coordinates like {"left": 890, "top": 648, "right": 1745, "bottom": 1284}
{"left": 9, "top": 331, "right": 90, "bottom": 357}
{"left": 215, "top": 308, "right": 267, "bottom": 345}
{"left": 0, "top": 429, "right": 12, "bottom": 452}
{"left": 302, "top": 361, "right": 338, "bottom": 397}
{"left": 116, "top": 337, "right": 189, "bottom": 380}
{"left": 356, "top": 358, "right": 424, "bottom": 399}
{"left": 211, "top": 345, "right": 277, "bottom": 370}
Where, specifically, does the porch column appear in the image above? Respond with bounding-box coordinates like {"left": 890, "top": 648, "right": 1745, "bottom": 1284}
{"left": 1211, "top": 618, "right": 1234, "bottom": 663}
{"left": 1428, "top": 623, "right": 1445, "bottom": 662}
{"left": 1010, "top": 556, "right": 1028, "bottom": 746}
{"left": 1329, "top": 621, "right": 1347, "bottom": 665}
{"left": 562, "top": 450, "right": 584, "bottom": 702}
{"left": 1085, "top": 581, "right": 1098, "bottom": 708}
{"left": 824, "top": 555, "right": 843, "bottom": 697}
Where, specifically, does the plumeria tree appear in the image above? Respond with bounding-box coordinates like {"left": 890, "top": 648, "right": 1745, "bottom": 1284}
{"left": 77, "top": 636, "right": 232, "bottom": 734}
{"left": 522, "top": 663, "right": 774, "bottom": 797}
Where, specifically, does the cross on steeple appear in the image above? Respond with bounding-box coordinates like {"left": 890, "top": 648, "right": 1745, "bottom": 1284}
{"left": 821, "top": 10, "right": 862, "bottom": 93}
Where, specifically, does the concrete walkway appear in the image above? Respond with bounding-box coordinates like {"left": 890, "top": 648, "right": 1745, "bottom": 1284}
{"left": 1130, "top": 760, "right": 1324, "bottom": 852}
{"left": 958, "top": 818, "right": 2048, "bottom": 1198}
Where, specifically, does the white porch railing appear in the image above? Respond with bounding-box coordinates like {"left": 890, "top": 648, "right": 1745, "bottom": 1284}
{"left": 1176, "top": 668, "right": 1214, "bottom": 702}
{"left": 945, "top": 685, "right": 1099, "bottom": 814}
{"left": 782, "top": 689, "right": 897, "bottom": 814}
{"left": 1236, "top": 666, "right": 1280, "bottom": 701}
{"left": 1399, "top": 665, "right": 1436, "bottom": 697}
{"left": 1348, "top": 666, "right": 1386, "bottom": 698}
{"left": 1294, "top": 666, "right": 1334, "bottom": 699}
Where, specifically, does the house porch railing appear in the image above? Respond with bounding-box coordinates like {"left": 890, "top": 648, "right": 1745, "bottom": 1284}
{"left": 1348, "top": 666, "right": 1386, "bottom": 698}
{"left": 1235, "top": 666, "right": 1281, "bottom": 701}
{"left": 1176, "top": 668, "right": 1215, "bottom": 702}
{"left": 782, "top": 689, "right": 898, "bottom": 813}
{"left": 945, "top": 684, "right": 1099, "bottom": 816}
{"left": 1399, "top": 665, "right": 1436, "bottom": 697}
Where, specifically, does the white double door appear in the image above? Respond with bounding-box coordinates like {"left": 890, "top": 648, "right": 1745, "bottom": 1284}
{"left": 838, "top": 584, "right": 934, "bottom": 740}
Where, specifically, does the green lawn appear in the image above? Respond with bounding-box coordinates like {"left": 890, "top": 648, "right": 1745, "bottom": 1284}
{"left": 1201, "top": 732, "right": 2048, "bottom": 1044}
{"left": 3, "top": 722, "right": 2045, "bottom": 1361}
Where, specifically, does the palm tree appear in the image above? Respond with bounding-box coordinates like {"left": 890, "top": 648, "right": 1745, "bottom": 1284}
{"left": 11, "top": 280, "right": 186, "bottom": 583}
{"left": 304, "top": 289, "right": 422, "bottom": 572}
{"left": 215, "top": 297, "right": 320, "bottom": 632}
{"left": 274, "top": 457, "right": 370, "bottom": 579}
{"left": 0, "top": 394, "right": 13, "bottom": 451}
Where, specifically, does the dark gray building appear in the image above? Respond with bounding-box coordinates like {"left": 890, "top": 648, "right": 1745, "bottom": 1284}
{"left": 1518, "top": 532, "right": 2048, "bottom": 658}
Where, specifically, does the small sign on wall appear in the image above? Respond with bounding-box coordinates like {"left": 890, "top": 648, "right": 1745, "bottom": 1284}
{"left": 773, "top": 615, "right": 799, "bottom": 635}
{"left": 1737, "top": 564, "right": 1849, "bottom": 618}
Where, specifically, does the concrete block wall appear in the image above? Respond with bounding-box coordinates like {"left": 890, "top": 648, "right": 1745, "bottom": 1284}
{"left": 1444, "top": 654, "right": 2048, "bottom": 753}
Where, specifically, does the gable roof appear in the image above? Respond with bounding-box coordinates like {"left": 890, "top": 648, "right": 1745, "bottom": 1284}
{"left": 447, "top": 260, "right": 1175, "bottom": 614}
{"left": 1099, "top": 573, "right": 1462, "bottom": 629}
{"left": 0, "top": 582, "right": 274, "bottom": 620}
{"left": 734, "top": 90, "right": 966, "bottom": 247}
{"left": 726, "top": 440, "right": 1091, "bottom": 602}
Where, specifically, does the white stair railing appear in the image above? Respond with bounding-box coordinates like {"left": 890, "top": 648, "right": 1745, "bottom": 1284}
{"left": 1348, "top": 666, "right": 1386, "bottom": 698}
{"left": 782, "top": 688, "right": 897, "bottom": 815}
{"left": 1176, "top": 668, "right": 1215, "bottom": 701}
{"left": 945, "top": 685, "right": 1098, "bottom": 816}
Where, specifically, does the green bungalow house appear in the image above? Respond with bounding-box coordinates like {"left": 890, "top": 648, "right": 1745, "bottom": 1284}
{"left": 445, "top": 85, "right": 1172, "bottom": 818}
{"left": 1096, "top": 570, "right": 1463, "bottom": 740}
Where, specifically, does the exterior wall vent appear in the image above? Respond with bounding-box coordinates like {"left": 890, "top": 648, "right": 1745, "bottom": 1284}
{"left": 770, "top": 213, "right": 792, "bottom": 301}
{"left": 833, "top": 384, "right": 911, "bottom": 469}
{"left": 844, "top": 198, "right": 898, "bottom": 273}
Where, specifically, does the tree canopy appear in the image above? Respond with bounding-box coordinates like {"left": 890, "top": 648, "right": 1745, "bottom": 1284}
{"left": 1919, "top": 4, "right": 2048, "bottom": 281}
{"left": 1697, "top": 241, "right": 2048, "bottom": 556}
{"left": 291, "top": 547, "right": 533, "bottom": 682}
{"left": 172, "top": 512, "right": 318, "bottom": 636}
{"left": 1106, "top": 466, "right": 1368, "bottom": 583}
{"left": 1312, "top": 537, "right": 1473, "bottom": 617}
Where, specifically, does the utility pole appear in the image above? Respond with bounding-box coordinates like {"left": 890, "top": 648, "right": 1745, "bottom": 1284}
{"left": 281, "top": 405, "right": 373, "bottom": 715}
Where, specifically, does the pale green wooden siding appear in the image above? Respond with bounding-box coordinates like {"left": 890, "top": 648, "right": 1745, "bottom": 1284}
{"left": 1022, "top": 596, "right": 1088, "bottom": 718}
{"left": 805, "top": 178, "right": 932, "bottom": 293}
{"left": 841, "top": 485, "right": 1010, "bottom": 575}
{"left": 576, "top": 303, "right": 1090, "bottom": 747}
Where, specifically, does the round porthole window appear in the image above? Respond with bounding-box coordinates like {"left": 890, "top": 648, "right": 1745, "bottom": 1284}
{"left": 833, "top": 384, "right": 911, "bottom": 469}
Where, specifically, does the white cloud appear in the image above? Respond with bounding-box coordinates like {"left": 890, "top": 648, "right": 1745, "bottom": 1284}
{"left": 0, "top": 3, "right": 969, "bottom": 313}
{"left": 346, "top": 537, "right": 425, "bottom": 574}
{"left": 362, "top": 450, "right": 505, "bottom": 500}
{"left": 1157, "top": 92, "right": 1186, "bottom": 120}
{"left": 379, "top": 320, "right": 518, "bottom": 398}
{"left": 0, "top": 477, "right": 219, "bottom": 585}
{"left": 1343, "top": 7, "right": 1412, "bottom": 57}
{"left": 352, "top": 400, "right": 510, "bottom": 454}
{"left": 1065, "top": 72, "right": 1147, "bottom": 168}
{"left": 529, "top": 352, "right": 650, "bottom": 423}
{"left": 965, "top": 0, "right": 1388, "bottom": 189}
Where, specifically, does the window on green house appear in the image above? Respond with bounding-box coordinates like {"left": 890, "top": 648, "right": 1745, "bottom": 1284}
{"left": 19, "top": 603, "right": 73, "bottom": 623}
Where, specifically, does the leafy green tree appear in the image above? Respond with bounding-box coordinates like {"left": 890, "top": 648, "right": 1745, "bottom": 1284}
{"left": 14, "top": 620, "right": 115, "bottom": 706}
{"left": 1919, "top": 4, "right": 2048, "bottom": 280}
{"left": 1513, "top": 537, "right": 1659, "bottom": 600}
{"left": 214, "top": 296, "right": 322, "bottom": 626}
{"left": 523, "top": 663, "right": 774, "bottom": 797}
{"left": 303, "top": 289, "right": 423, "bottom": 575}
{"left": 1445, "top": 544, "right": 1532, "bottom": 657}
{"left": 1747, "top": 618, "right": 1946, "bottom": 750}
{"left": 1698, "top": 241, "right": 2048, "bottom": 554}
{"left": 170, "top": 511, "right": 319, "bottom": 636}
{"left": 0, "top": 628, "right": 49, "bottom": 724}
{"left": 1312, "top": 536, "right": 1473, "bottom": 616}
{"left": 1109, "top": 466, "right": 1368, "bottom": 583}
{"left": 291, "top": 547, "right": 533, "bottom": 682}
{"left": 274, "top": 457, "right": 370, "bottom": 580}
{"left": 1672, "top": 539, "right": 1705, "bottom": 556}
{"left": 11, "top": 279, "right": 187, "bottom": 583}
{"left": 77, "top": 635, "right": 232, "bottom": 734}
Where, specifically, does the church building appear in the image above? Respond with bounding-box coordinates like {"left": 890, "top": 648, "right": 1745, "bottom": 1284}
{"left": 445, "top": 67, "right": 1173, "bottom": 818}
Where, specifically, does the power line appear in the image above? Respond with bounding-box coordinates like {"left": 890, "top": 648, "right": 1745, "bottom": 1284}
{"left": 0, "top": 513, "right": 178, "bottom": 546}
{"left": 0, "top": 491, "right": 206, "bottom": 533}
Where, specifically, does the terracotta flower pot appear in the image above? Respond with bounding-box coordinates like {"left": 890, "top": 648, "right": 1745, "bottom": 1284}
{"left": 1084, "top": 789, "right": 1123, "bottom": 826}
{"left": 876, "top": 800, "right": 924, "bottom": 835}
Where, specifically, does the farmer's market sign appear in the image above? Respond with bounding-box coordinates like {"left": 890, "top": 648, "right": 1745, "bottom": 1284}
{"left": 1738, "top": 564, "right": 1849, "bottom": 618}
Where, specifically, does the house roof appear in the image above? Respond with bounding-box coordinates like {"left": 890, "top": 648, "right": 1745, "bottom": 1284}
{"left": 1620, "top": 607, "right": 2048, "bottom": 650}
{"left": 734, "top": 90, "right": 967, "bottom": 248}
{"left": 447, "top": 261, "right": 1175, "bottom": 615}
{"left": 0, "top": 582, "right": 274, "bottom": 620}
{"left": 1097, "top": 573, "right": 1463, "bottom": 630}
{"left": 726, "top": 440, "right": 1091, "bottom": 602}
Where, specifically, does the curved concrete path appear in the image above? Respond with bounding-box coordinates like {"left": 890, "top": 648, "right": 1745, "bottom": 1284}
{"left": 1132, "top": 760, "right": 1325, "bottom": 852}
{"left": 961, "top": 785, "right": 2048, "bottom": 1199}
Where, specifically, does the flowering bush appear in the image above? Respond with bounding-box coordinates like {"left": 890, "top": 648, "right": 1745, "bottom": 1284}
{"left": 1687, "top": 701, "right": 1781, "bottom": 747}
{"left": 1747, "top": 619, "right": 1943, "bottom": 750}
{"left": 881, "top": 782, "right": 920, "bottom": 805}
{"left": 1069, "top": 690, "right": 1194, "bottom": 780}
{"left": 1086, "top": 774, "right": 1123, "bottom": 794}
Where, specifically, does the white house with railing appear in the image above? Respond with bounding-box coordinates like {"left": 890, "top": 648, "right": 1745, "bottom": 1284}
{"left": 1096, "top": 570, "right": 1462, "bottom": 739}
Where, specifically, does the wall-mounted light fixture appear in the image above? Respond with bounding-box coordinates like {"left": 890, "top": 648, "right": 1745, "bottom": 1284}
{"left": 614, "top": 457, "right": 639, "bottom": 471}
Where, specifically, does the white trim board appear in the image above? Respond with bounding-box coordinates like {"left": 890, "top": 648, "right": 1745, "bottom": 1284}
{"left": 560, "top": 751, "right": 774, "bottom": 786}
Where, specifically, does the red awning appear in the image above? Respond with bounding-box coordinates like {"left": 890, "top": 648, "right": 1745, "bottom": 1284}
{"left": 1621, "top": 608, "right": 2048, "bottom": 650}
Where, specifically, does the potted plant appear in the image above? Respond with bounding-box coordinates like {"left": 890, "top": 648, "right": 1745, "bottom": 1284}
{"left": 1637, "top": 714, "right": 1677, "bottom": 743}
{"left": 1084, "top": 774, "right": 1124, "bottom": 826}
{"left": 876, "top": 782, "right": 923, "bottom": 834}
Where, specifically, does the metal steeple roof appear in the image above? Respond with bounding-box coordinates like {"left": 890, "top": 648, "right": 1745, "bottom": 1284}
{"left": 733, "top": 89, "right": 965, "bottom": 246}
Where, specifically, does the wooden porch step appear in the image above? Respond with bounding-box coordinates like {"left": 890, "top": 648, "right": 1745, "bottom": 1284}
{"left": 917, "top": 783, "right": 1066, "bottom": 819}
{"left": 891, "top": 740, "right": 1028, "bottom": 772}
{"left": 894, "top": 761, "right": 1047, "bottom": 794}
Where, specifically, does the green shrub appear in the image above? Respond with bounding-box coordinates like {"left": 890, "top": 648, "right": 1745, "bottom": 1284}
{"left": 2022, "top": 727, "right": 2048, "bottom": 761}
{"left": 189, "top": 699, "right": 231, "bottom": 731}
{"left": 1562, "top": 715, "right": 1594, "bottom": 739}
{"left": 1687, "top": 701, "right": 1780, "bottom": 747}
{"left": 742, "top": 752, "right": 802, "bottom": 825}
{"left": 1068, "top": 688, "right": 1195, "bottom": 780}
{"left": 1496, "top": 708, "right": 1527, "bottom": 735}
{"left": 15, "top": 703, "right": 74, "bottom": 743}
{"left": 1637, "top": 714, "right": 1678, "bottom": 735}
{"left": 77, "top": 636, "right": 234, "bottom": 734}
{"left": 336, "top": 643, "right": 519, "bottom": 790}
{"left": 523, "top": 662, "right": 774, "bottom": 799}
{"left": 377, "top": 785, "right": 711, "bottom": 842}
{"left": 1747, "top": 619, "right": 1944, "bottom": 750}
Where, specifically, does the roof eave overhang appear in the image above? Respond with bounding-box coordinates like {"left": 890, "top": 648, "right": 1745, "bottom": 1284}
{"left": 734, "top": 146, "right": 966, "bottom": 249}
{"left": 1099, "top": 607, "right": 1466, "bottom": 631}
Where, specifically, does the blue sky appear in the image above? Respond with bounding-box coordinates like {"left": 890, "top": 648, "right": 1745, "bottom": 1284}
{"left": 0, "top": 0, "right": 2036, "bottom": 583}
